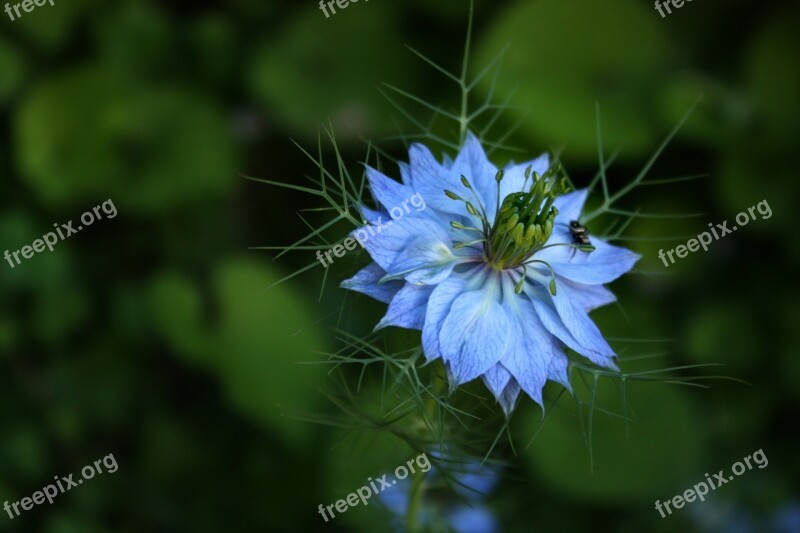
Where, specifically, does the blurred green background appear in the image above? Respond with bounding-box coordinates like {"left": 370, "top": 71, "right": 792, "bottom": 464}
{"left": 0, "top": 0, "right": 798, "bottom": 531}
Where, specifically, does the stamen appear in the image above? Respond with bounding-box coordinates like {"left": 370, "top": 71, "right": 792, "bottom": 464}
{"left": 453, "top": 239, "right": 485, "bottom": 249}
{"left": 526, "top": 260, "right": 558, "bottom": 295}
{"left": 514, "top": 265, "right": 527, "bottom": 294}
{"left": 485, "top": 164, "right": 567, "bottom": 269}
{"left": 450, "top": 221, "right": 484, "bottom": 234}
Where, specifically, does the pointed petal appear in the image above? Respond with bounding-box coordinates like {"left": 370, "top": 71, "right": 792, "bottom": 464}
{"left": 422, "top": 277, "right": 467, "bottom": 361}
{"left": 528, "top": 285, "right": 616, "bottom": 368}
{"left": 358, "top": 217, "right": 450, "bottom": 272}
{"left": 384, "top": 236, "right": 456, "bottom": 285}
{"left": 360, "top": 205, "right": 386, "bottom": 225}
{"left": 553, "top": 188, "right": 589, "bottom": 223}
{"left": 549, "top": 281, "right": 616, "bottom": 363}
{"left": 341, "top": 263, "right": 403, "bottom": 304}
{"left": 499, "top": 380, "right": 521, "bottom": 417}
{"left": 481, "top": 363, "right": 513, "bottom": 399}
{"left": 439, "top": 289, "right": 510, "bottom": 388}
{"left": 499, "top": 299, "right": 552, "bottom": 407}
{"left": 562, "top": 279, "right": 617, "bottom": 312}
{"left": 408, "top": 141, "right": 489, "bottom": 222}
{"left": 548, "top": 349, "right": 572, "bottom": 391}
{"left": 376, "top": 283, "right": 435, "bottom": 331}
{"left": 398, "top": 161, "right": 412, "bottom": 185}
{"left": 546, "top": 237, "right": 641, "bottom": 285}
{"left": 450, "top": 132, "right": 498, "bottom": 214}
{"left": 365, "top": 166, "right": 416, "bottom": 213}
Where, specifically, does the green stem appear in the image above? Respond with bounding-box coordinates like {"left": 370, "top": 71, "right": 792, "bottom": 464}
{"left": 406, "top": 360, "right": 446, "bottom": 531}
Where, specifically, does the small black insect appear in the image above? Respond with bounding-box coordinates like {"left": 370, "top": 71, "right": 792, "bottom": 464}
{"left": 568, "top": 220, "right": 592, "bottom": 258}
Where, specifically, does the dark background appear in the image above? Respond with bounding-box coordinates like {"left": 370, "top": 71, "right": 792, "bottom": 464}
{"left": 0, "top": 0, "right": 798, "bottom": 531}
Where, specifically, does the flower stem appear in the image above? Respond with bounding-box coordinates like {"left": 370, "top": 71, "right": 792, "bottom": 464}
{"left": 405, "top": 464, "right": 426, "bottom": 532}
{"left": 406, "top": 360, "right": 446, "bottom": 531}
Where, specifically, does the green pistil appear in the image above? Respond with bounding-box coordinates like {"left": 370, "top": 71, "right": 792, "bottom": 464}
{"left": 486, "top": 166, "right": 568, "bottom": 270}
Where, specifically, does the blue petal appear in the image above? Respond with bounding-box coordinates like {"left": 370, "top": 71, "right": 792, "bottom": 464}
{"left": 384, "top": 236, "right": 456, "bottom": 285}
{"left": 499, "top": 298, "right": 552, "bottom": 407}
{"left": 408, "top": 142, "right": 489, "bottom": 222}
{"left": 376, "top": 283, "right": 435, "bottom": 331}
{"left": 481, "top": 364, "right": 512, "bottom": 400}
{"left": 438, "top": 289, "right": 511, "bottom": 388}
{"left": 361, "top": 205, "right": 386, "bottom": 225}
{"left": 448, "top": 506, "right": 499, "bottom": 533}
{"left": 547, "top": 350, "right": 572, "bottom": 390}
{"left": 553, "top": 188, "right": 589, "bottom": 223}
{"left": 359, "top": 217, "right": 450, "bottom": 272}
{"left": 482, "top": 364, "right": 523, "bottom": 416}
{"left": 341, "top": 263, "right": 403, "bottom": 304}
{"left": 546, "top": 236, "right": 641, "bottom": 285}
{"left": 398, "top": 161, "right": 412, "bottom": 185}
{"left": 450, "top": 132, "right": 498, "bottom": 215}
{"left": 365, "top": 166, "right": 417, "bottom": 213}
{"left": 422, "top": 277, "right": 467, "bottom": 361}
{"left": 549, "top": 280, "right": 616, "bottom": 363}
{"left": 499, "top": 380, "right": 521, "bottom": 415}
{"left": 562, "top": 278, "right": 617, "bottom": 311}
{"left": 528, "top": 285, "right": 616, "bottom": 368}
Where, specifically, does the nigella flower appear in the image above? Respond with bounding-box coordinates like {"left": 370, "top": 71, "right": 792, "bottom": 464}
{"left": 342, "top": 133, "right": 640, "bottom": 414}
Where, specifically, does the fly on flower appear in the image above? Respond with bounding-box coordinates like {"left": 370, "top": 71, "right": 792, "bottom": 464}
{"left": 342, "top": 132, "right": 640, "bottom": 415}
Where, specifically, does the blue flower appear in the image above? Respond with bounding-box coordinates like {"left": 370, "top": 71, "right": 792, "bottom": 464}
{"left": 342, "top": 133, "right": 640, "bottom": 414}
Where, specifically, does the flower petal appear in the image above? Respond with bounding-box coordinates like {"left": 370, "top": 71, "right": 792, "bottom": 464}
{"left": 360, "top": 205, "right": 386, "bottom": 225}
{"left": 481, "top": 363, "right": 513, "bottom": 400}
{"left": 365, "top": 166, "right": 416, "bottom": 213}
{"left": 439, "top": 289, "right": 511, "bottom": 388}
{"left": 547, "top": 237, "right": 641, "bottom": 285}
{"left": 559, "top": 278, "right": 617, "bottom": 312}
{"left": 422, "top": 277, "right": 467, "bottom": 362}
{"left": 341, "top": 263, "right": 403, "bottom": 304}
{"left": 500, "top": 298, "right": 553, "bottom": 407}
{"left": 549, "top": 281, "right": 616, "bottom": 363}
{"left": 376, "top": 283, "right": 435, "bottom": 331}
{"left": 408, "top": 141, "right": 490, "bottom": 222}
{"left": 359, "top": 217, "right": 450, "bottom": 272}
{"left": 398, "top": 161, "right": 412, "bottom": 185}
{"left": 528, "top": 285, "right": 616, "bottom": 368}
{"left": 450, "top": 132, "right": 498, "bottom": 213}
{"left": 498, "top": 380, "right": 522, "bottom": 416}
{"left": 548, "top": 349, "right": 572, "bottom": 391}
{"left": 553, "top": 188, "right": 589, "bottom": 223}
{"left": 384, "top": 236, "right": 456, "bottom": 285}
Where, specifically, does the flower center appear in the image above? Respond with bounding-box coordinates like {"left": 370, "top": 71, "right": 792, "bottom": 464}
{"left": 486, "top": 166, "right": 567, "bottom": 270}
{"left": 445, "top": 164, "right": 590, "bottom": 296}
